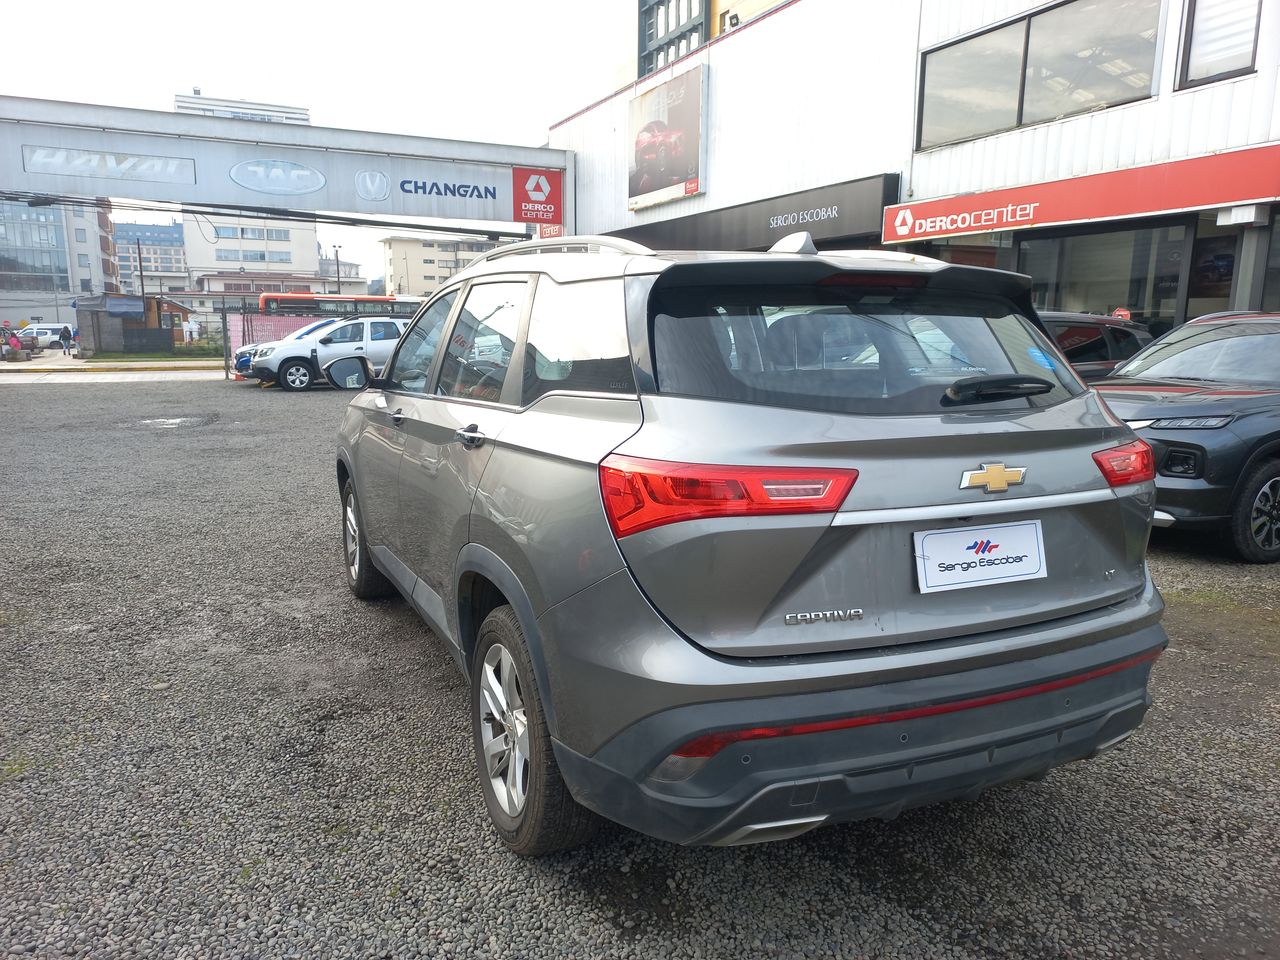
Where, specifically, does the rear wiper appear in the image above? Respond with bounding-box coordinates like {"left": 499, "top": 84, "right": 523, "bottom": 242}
{"left": 941, "top": 374, "right": 1056, "bottom": 407}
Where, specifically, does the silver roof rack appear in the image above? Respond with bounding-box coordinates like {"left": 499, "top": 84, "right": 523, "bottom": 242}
{"left": 466, "top": 235, "right": 653, "bottom": 268}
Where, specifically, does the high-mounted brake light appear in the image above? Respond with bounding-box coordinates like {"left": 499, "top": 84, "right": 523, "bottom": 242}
{"left": 1092, "top": 440, "right": 1156, "bottom": 486}
{"left": 599, "top": 455, "right": 858, "bottom": 538}
{"left": 818, "top": 272, "right": 927, "bottom": 288}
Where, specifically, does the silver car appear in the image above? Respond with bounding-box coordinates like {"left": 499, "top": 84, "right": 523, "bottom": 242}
{"left": 329, "top": 234, "right": 1168, "bottom": 855}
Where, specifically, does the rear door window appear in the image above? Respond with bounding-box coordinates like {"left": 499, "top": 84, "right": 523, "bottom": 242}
{"left": 1106, "top": 326, "right": 1144, "bottom": 360}
{"left": 1046, "top": 322, "right": 1110, "bottom": 363}
{"left": 522, "top": 278, "right": 635, "bottom": 405}
{"left": 651, "top": 283, "right": 1082, "bottom": 415}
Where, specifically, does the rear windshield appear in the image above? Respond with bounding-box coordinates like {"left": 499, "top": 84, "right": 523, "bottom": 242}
{"left": 650, "top": 284, "right": 1082, "bottom": 415}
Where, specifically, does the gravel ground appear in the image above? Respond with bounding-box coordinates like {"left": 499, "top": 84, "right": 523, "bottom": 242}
{"left": 1, "top": 380, "right": 1277, "bottom": 960}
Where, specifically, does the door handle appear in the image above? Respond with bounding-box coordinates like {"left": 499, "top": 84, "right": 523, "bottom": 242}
{"left": 455, "top": 424, "right": 485, "bottom": 449}
{"left": 390, "top": 407, "right": 404, "bottom": 425}
{"left": 354, "top": 346, "right": 364, "bottom": 351}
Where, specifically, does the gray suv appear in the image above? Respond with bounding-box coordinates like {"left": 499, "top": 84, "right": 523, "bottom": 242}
{"left": 329, "top": 234, "right": 1167, "bottom": 855}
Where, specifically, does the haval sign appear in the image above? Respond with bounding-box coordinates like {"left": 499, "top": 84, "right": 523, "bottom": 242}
{"left": 883, "top": 144, "right": 1280, "bottom": 244}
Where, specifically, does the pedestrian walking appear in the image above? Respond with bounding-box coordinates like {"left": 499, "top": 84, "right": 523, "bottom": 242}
{"left": 59, "top": 325, "right": 73, "bottom": 356}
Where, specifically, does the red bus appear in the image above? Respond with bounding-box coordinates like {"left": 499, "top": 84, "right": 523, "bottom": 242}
{"left": 258, "top": 293, "right": 422, "bottom": 316}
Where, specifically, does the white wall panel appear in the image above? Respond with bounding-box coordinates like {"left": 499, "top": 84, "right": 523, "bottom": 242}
{"left": 908, "top": 0, "right": 1279, "bottom": 202}
{"left": 549, "top": 0, "right": 920, "bottom": 235}
{"left": 555, "top": 0, "right": 1279, "bottom": 230}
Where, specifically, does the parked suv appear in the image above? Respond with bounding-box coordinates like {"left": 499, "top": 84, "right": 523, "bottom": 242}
{"left": 1040, "top": 312, "right": 1152, "bottom": 382}
{"left": 253, "top": 315, "right": 411, "bottom": 391}
{"left": 329, "top": 235, "right": 1167, "bottom": 855}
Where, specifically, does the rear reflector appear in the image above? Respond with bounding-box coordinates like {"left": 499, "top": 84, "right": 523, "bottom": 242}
{"left": 1092, "top": 439, "right": 1156, "bottom": 486}
{"left": 599, "top": 455, "right": 858, "bottom": 538}
{"left": 665, "top": 647, "right": 1163, "bottom": 763}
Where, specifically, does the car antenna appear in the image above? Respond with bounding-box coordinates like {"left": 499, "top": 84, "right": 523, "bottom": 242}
{"left": 768, "top": 231, "right": 818, "bottom": 255}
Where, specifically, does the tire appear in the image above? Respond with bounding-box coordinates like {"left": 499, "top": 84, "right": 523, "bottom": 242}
{"left": 342, "top": 479, "right": 393, "bottom": 598}
{"left": 1229, "top": 460, "right": 1280, "bottom": 563}
{"left": 471, "top": 606, "right": 599, "bottom": 856}
{"left": 278, "top": 358, "right": 314, "bottom": 392}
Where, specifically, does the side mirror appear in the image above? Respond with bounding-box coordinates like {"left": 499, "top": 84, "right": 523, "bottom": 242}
{"left": 323, "top": 355, "right": 375, "bottom": 390}
{"left": 318, "top": 336, "right": 334, "bottom": 345}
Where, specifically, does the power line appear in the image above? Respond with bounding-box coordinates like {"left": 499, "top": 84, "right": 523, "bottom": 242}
{"left": 0, "top": 191, "right": 532, "bottom": 241}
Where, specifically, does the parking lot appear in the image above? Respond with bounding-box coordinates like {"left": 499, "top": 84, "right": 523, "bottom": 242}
{"left": 1, "top": 380, "right": 1277, "bottom": 960}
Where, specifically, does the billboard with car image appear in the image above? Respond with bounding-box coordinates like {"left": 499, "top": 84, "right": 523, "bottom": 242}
{"left": 627, "top": 66, "right": 705, "bottom": 211}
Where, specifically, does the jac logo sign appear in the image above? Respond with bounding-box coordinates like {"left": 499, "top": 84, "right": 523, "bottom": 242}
{"left": 229, "top": 159, "right": 326, "bottom": 196}
{"left": 512, "top": 167, "right": 562, "bottom": 224}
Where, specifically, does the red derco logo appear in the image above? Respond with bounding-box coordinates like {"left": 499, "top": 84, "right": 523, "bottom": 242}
{"left": 512, "top": 167, "right": 563, "bottom": 225}
{"left": 882, "top": 143, "right": 1280, "bottom": 244}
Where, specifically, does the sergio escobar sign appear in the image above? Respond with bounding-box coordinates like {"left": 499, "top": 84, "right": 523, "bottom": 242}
{"left": 883, "top": 143, "right": 1280, "bottom": 244}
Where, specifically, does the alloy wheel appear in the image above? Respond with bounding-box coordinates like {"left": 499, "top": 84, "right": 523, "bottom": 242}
{"left": 1249, "top": 476, "right": 1280, "bottom": 551}
{"left": 344, "top": 493, "right": 360, "bottom": 579}
{"left": 478, "top": 642, "right": 529, "bottom": 817}
{"left": 285, "top": 364, "right": 311, "bottom": 389}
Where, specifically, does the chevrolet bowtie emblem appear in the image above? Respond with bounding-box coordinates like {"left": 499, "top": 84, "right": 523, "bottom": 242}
{"left": 960, "top": 462, "right": 1027, "bottom": 493}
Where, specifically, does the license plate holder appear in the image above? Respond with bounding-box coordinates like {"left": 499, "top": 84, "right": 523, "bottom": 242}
{"left": 913, "top": 519, "right": 1047, "bottom": 594}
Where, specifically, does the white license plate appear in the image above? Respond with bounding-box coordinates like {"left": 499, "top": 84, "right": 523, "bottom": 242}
{"left": 913, "top": 519, "right": 1047, "bottom": 594}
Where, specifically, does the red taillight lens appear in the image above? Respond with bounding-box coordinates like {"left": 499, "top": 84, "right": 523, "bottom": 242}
{"left": 1092, "top": 440, "right": 1156, "bottom": 486}
{"left": 599, "top": 455, "right": 858, "bottom": 538}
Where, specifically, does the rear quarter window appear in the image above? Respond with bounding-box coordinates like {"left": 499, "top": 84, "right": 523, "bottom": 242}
{"left": 650, "top": 283, "right": 1082, "bottom": 416}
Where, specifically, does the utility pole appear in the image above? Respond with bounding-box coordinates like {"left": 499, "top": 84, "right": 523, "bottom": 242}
{"left": 137, "top": 238, "right": 147, "bottom": 325}
{"left": 332, "top": 244, "right": 342, "bottom": 295}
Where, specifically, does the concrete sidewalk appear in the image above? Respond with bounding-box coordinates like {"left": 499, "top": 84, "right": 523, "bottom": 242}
{"left": 0, "top": 351, "right": 226, "bottom": 373}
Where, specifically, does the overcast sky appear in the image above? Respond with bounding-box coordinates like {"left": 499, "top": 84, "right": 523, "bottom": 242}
{"left": 4, "top": 0, "right": 634, "bottom": 281}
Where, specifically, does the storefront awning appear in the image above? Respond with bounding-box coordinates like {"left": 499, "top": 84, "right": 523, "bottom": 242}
{"left": 883, "top": 143, "right": 1280, "bottom": 245}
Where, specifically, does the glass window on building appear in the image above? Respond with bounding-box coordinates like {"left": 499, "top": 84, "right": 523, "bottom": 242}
{"left": 1182, "top": 0, "right": 1262, "bottom": 86}
{"left": 1022, "top": 0, "right": 1159, "bottom": 124}
{"left": 242, "top": 250, "right": 266, "bottom": 261}
{"left": 72, "top": 205, "right": 84, "bottom": 218}
{"left": 77, "top": 254, "right": 90, "bottom": 268}
{"left": 919, "top": 22, "right": 1025, "bottom": 148}
{"left": 1017, "top": 223, "right": 1186, "bottom": 332}
{"left": 1186, "top": 212, "right": 1238, "bottom": 320}
{"left": 80, "top": 279, "right": 92, "bottom": 293}
{"left": 215, "top": 249, "right": 240, "bottom": 261}
{"left": 74, "top": 228, "right": 87, "bottom": 243}
{"left": 268, "top": 251, "right": 292, "bottom": 262}
{"left": 241, "top": 227, "right": 265, "bottom": 240}
{"left": 1262, "top": 216, "right": 1280, "bottom": 312}
{"left": 214, "top": 226, "right": 238, "bottom": 238}
{"left": 266, "top": 228, "right": 290, "bottom": 241}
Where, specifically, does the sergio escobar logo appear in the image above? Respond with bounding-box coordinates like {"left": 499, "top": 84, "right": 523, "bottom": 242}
{"left": 895, "top": 201, "right": 1040, "bottom": 238}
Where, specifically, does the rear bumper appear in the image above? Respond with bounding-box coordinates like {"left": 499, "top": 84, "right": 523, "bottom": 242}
{"left": 553, "top": 626, "right": 1163, "bottom": 846}
{"left": 539, "top": 567, "right": 1166, "bottom": 846}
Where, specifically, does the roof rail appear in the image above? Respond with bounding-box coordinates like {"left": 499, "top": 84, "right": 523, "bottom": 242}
{"left": 465, "top": 234, "right": 653, "bottom": 268}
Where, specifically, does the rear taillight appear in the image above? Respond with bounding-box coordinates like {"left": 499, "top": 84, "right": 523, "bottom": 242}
{"left": 1092, "top": 440, "right": 1156, "bottom": 486}
{"left": 599, "top": 455, "right": 858, "bottom": 538}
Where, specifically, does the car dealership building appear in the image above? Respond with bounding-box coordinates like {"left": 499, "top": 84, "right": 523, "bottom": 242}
{"left": 549, "top": 0, "right": 1280, "bottom": 327}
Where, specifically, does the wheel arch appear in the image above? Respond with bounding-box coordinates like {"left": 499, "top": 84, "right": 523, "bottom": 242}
{"left": 455, "top": 543, "right": 560, "bottom": 736}
{"left": 1231, "top": 435, "right": 1280, "bottom": 502}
